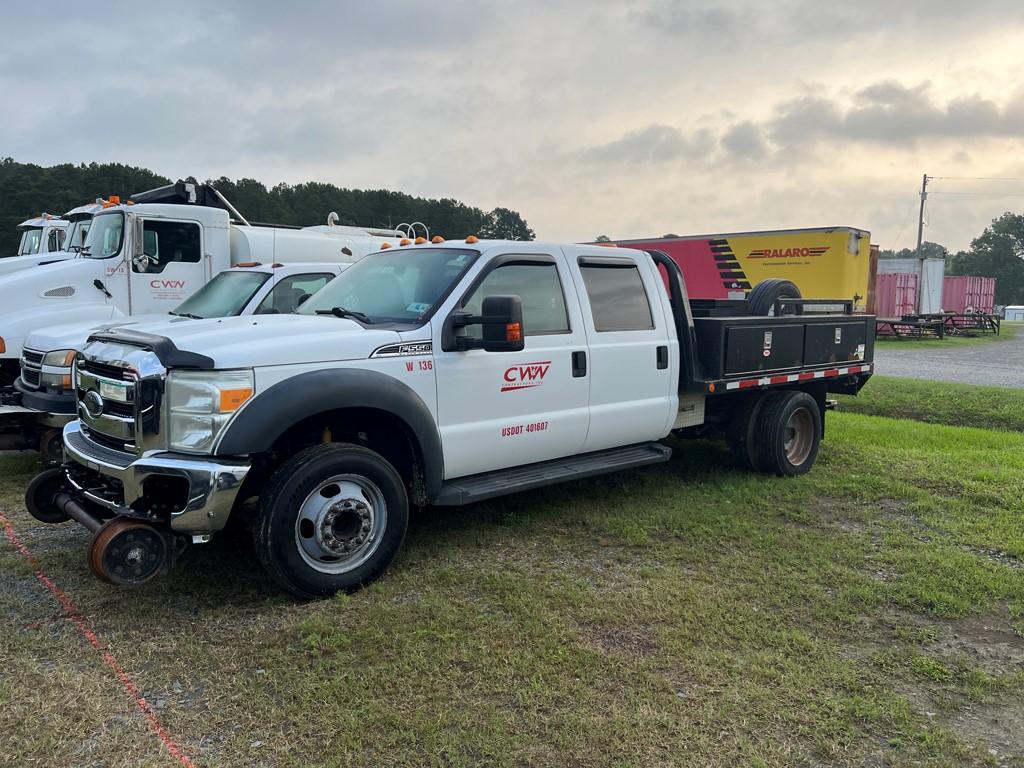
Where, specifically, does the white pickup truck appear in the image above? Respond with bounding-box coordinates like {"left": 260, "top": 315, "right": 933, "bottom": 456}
{"left": 5, "top": 262, "right": 345, "bottom": 460}
{"left": 29, "top": 239, "right": 874, "bottom": 597}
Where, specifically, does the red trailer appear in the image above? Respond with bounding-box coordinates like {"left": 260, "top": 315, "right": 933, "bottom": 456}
{"left": 942, "top": 276, "right": 996, "bottom": 314}
{"left": 874, "top": 273, "right": 917, "bottom": 318}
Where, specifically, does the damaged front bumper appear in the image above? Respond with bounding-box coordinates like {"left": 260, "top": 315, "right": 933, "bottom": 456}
{"left": 62, "top": 421, "right": 251, "bottom": 534}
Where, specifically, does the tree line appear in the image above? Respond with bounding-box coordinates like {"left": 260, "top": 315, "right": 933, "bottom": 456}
{"left": 0, "top": 158, "right": 534, "bottom": 255}
{"left": 878, "top": 212, "right": 1024, "bottom": 305}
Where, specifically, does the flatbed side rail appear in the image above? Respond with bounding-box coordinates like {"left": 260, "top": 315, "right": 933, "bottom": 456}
{"left": 704, "top": 361, "right": 873, "bottom": 394}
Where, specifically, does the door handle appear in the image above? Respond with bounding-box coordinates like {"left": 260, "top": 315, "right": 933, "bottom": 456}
{"left": 572, "top": 350, "right": 587, "bottom": 377}
{"left": 656, "top": 345, "right": 668, "bottom": 370}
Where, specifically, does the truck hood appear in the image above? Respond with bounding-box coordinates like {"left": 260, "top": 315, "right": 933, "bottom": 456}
{"left": 99, "top": 314, "right": 403, "bottom": 369}
{"left": 24, "top": 313, "right": 181, "bottom": 353}
{"left": 0, "top": 251, "right": 75, "bottom": 277}
{"left": 0, "top": 258, "right": 114, "bottom": 357}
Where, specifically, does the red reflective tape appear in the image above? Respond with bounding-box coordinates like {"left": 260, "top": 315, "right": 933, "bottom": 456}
{"left": 738, "top": 379, "right": 760, "bottom": 388}
{"left": 824, "top": 369, "right": 839, "bottom": 377}
{"left": 0, "top": 512, "right": 197, "bottom": 768}
{"left": 798, "top": 372, "right": 814, "bottom": 381}
{"left": 769, "top": 375, "right": 789, "bottom": 384}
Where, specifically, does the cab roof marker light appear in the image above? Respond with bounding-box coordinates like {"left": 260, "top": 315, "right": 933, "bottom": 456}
{"left": 431, "top": 236, "right": 446, "bottom": 244}
{"left": 399, "top": 239, "right": 411, "bottom": 246}
{"left": 415, "top": 236, "right": 427, "bottom": 244}
{"left": 380, "top": 242, "right": 392, "bottom": 249}
{"left": 465, "top": 235, "right": 479, "bottom": 244}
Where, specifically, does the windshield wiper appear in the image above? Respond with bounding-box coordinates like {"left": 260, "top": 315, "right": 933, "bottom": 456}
{"left": 315, "top": 306, "right": 373, "bottom": 323}
{"left": 170, "top": 311, "right": 203, "bottom": 319}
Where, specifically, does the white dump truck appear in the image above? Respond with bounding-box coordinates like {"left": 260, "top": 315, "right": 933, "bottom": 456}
{"left": 0, "top": 179, "right": 406, "bottom": 384}
{"left": 4, "top": 262, "right": 346, "bottom": 459}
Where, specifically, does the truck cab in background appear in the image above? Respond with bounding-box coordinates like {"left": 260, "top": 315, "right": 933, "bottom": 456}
{"left": 0, "top": 179, "right": 404, "bottom": 383}
{"left": 0, "top": 200, "right": 108, "bottom": 280}
{"left": 10, "top": 213, "right": 69, "bottom": 257}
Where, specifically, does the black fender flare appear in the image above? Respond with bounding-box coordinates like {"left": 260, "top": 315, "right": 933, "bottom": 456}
{"left": 215, "top": 368, "right": 444, "bottom": 497}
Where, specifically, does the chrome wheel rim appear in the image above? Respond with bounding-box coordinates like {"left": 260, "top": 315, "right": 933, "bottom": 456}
{"left": 784, "top": 407, "right": 814, "bottom": 465}
{"left": 294, "top": 474, "right": 387, "bottom": 574}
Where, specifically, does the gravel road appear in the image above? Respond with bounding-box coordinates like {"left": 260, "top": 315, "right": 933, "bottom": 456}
{"left": 874, "top": 329, "right": 1024, "bottom": 388}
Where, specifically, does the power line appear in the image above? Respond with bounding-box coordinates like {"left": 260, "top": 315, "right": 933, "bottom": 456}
{"left": 930, "top": 176, "right": 1024, "bottom": 181}
{"left": 929, "top": 191, "right": 1024, "bottom": 197}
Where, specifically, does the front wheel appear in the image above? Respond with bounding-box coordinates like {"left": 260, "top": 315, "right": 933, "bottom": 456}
{"left": 752, "top": 390, "right": 821, "bottom": 476}
{"left": 254, "top": 443, "right": 409, "bottom": 599}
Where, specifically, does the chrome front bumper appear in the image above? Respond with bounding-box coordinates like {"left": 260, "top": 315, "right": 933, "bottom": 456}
{"left": 62, "top": 421, "right": 250, "bottom": 534}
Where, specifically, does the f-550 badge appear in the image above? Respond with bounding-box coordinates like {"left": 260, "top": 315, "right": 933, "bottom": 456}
{"left": 501, "top": 361, "right": 551, "bottom": 392}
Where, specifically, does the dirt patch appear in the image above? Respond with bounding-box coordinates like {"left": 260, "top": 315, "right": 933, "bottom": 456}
{"left": 578, "top": 621, "right": 658, "bottom": 657}
{"left": 928, "top": 614, "right": 1024, "bottom": 676}
{"left": 965, "top": 546, "right": 1024, "bottom": 571}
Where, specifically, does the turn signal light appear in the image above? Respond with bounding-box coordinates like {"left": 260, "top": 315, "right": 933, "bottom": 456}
{"left": 465, "top": 235, "right": 479, "bottom": 244}
{"left": 219, "top": 387, "right": 253, "bottom": 412}
{"left": 431, "top": 235, "right": 445, "bottom": 244}
{"left": 0, "top": 337, "right": 5, "bottom": 354}
{"left": 506, "top": 322, "right": 522, "bottom": 342}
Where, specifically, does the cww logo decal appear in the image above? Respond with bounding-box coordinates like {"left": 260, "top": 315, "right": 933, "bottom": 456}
{"left": 501, "top": 361, "right": 551, "bottom": 392}
{"left": 150, "top": 279, "right": 186, "bottom": 289}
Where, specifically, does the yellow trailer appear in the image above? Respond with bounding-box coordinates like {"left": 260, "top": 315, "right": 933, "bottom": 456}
{"left": 610, "top": 227, "right": 876, "bottom": 313}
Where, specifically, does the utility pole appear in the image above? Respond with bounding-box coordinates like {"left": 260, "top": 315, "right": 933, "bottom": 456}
{"left": 915, "top": 173, "right": 930, "bottom": 314}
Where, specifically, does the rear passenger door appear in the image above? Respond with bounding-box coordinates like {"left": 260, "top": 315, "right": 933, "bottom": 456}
{"left": 570, "top": 252, "right": 677, "bottom": 452}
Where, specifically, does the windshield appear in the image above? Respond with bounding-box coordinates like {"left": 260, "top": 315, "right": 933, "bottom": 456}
{"left": 65, "top": 218, "right": 91, "bottom": 253}
{"left": 300, "top": 247, "right": 478, "bottom": 324}
{"left": 18, "top": 228, "right": 43, "bottom": 255}
{"left": 82, "top": 213, "right": 124, "bottom": 259}
{"left": 173, "top": 270, "right": 270, "bottom": 319}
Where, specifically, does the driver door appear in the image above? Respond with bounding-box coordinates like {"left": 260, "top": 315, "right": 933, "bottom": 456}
{"left": 129, "top": 219, "right": 207, "bottom": 313}
{"left": 432, "top": 252, "right": 591, "bottom": 479}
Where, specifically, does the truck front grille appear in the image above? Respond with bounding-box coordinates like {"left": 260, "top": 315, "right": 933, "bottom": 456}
{"left": 20, "top": 348, "right": 44, "bottom": 390}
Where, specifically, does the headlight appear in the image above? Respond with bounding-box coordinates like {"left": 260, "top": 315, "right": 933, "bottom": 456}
{"left": 42, "top": 349, "right": 77, "bottom": 366}
{"left": 167, "top": 369, "right": 253, "bottom": 453}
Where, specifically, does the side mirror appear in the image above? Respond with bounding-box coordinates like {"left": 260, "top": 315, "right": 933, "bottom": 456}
{"left": 443, "top": 295, "right": 525, "bottom": 352}
{"left": 132, "top": 216, "right": 145, "bottom": 260}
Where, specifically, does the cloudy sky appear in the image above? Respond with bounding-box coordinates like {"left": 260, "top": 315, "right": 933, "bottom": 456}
{"left": 3, "top": 1, "right": 1024, "bottom": 250}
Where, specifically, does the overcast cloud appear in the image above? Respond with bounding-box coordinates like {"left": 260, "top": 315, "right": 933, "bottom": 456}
{"left": 2, "top": 0, "right": 1024, "bottom": 250}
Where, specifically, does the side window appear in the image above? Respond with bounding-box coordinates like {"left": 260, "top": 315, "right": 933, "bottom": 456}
{"left": 256, "top": 273, "right": 334, "bottom": 314}
{"left": 462, "top": 262, "right": 569, "bottom": 338}
{"left": 579, "top": 263, "right": 655, "bottom": 332}
{"left": 134, "top": 220, "right": 201, "bottom": 274}
{"left": 48, "top": 229, "right": 65, "bottom": 252}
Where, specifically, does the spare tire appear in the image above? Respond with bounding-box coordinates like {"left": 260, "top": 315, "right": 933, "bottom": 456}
{"left": 747, "top": 278, "right": 802, "bottom": 316}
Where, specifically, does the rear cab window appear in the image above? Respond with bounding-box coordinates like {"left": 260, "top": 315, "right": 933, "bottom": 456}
{"left": 577, "top": 257, "right": 655, "bottom": 332}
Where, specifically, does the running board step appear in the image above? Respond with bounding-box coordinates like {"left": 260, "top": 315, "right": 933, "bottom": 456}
{"left": 434, "top": 442, "right": 672, "bottom": 506}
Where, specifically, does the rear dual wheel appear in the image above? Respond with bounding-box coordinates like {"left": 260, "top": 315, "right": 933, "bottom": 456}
{"left": 728, "top": 390, "right": 821, "bottom": 476}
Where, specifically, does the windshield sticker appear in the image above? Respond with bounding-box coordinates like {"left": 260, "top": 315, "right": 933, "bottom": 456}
{"left": 406, "top": 302, "right": 430, "bottom": 313}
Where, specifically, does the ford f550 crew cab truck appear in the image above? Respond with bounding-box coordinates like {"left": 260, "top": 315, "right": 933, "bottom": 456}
{"left": 29, "top": 239, "right": 874, "bottom": 597}
{"left": 4, "top": 262, "right": 345, "bottom": 459}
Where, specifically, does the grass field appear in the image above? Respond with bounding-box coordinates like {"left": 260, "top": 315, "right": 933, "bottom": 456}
{"left": 837, "top": 375, "right": 1024, "bottom": 432}
{"left": 876, "top": 320, "right": 1020, "bottom": 350}
{"left": 1, "top": 378, "right": 1022, "bottom": 767}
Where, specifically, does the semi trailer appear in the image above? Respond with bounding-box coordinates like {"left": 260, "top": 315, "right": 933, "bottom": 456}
{"left": 30, "top": 237, "right": 874, "bottom": 597}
